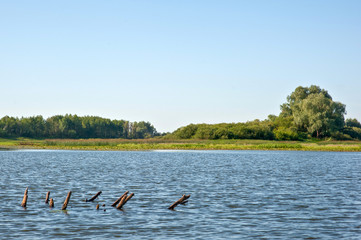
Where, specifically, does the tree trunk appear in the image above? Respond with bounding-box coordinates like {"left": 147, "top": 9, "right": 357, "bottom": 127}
{"left": 168, "top": 194, "right": 190, "bottom": 210}
{"left": 86, "top": 191, "right": 102, "bottom": 202}
{"left": 21, "top": 187, "right": 28, "bottom": 207}
{"left": 61, "top": 191, "right": 72, "bottom": 210}
{"left": 112, "top": 191, "right": 129, "bottom": 207}
{"left": 49, "top": 198, "right": 54, "bottom": 208}
{"left": 45, "top": 191, "right": 50, "bottom": 204}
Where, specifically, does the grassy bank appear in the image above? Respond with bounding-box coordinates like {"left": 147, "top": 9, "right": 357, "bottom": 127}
{"left": 1, "top": 138, "right": 361, "bottom": 152}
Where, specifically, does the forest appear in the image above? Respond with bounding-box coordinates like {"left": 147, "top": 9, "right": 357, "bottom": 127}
{"left": 167, "top": 85, "right": 361, "bottom": 141}
{"left": 0, "top": 115, "right": 158, "bottom": 139}
{"left": 1, "top": 85, "right": 361, "bottom": 141}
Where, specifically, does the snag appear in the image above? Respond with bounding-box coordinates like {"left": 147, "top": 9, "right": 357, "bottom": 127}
{"left": 61, "top": 191, "right": 72, "bottom": 210}
{"left": 49, "top": 198, "right": 54, "bottom": 208}
{"left": 124, "top": 193, "right": 134, "bottom": 205}
{"left": 111, "top": 191, "right": 129, "bottom": 207}
{"left": 86, "top": 191, "right": 102, "bottom": 202}
{"left": 116, "top": 194, "right": 127, "bottom": 209}
{"left": 168, "top": 194, "right": 191, "bottom": 210}
{"left": 117, "top": 193, "right": 134, "bottom": 210}
{"left": 45, "top": 191, "right": 50, "bottom": 204}
{"left": 96, "top": 204, "right": 100, "bottom": 210}
{"left": 21, "top": 187, "right": 28, "bottom": 208}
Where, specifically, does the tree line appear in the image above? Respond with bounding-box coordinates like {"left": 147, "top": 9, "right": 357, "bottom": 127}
{"left": 0, "top": 114, "right": 159, "bottom": 139}
{"left": 2, "top": 85, "right": 361, "bottom": 141}
{"left": 168, "top": 85, "right": 361, "bottom": 140}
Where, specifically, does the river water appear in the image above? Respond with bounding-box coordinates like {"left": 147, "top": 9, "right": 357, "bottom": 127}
{"left": 0, "top": 150, "right": 360, "bottom": 239}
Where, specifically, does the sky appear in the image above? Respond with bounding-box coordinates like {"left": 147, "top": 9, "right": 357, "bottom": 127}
{"left": 1, "top": 0, "right": 360, "bottom": 133}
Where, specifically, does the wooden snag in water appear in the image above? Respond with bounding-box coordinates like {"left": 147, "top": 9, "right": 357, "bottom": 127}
{"left": 49, "top": 198, "right": 54, "bottom": 208}
{"left": 117, "top": 193, "right": 134, "bottom": 210}
{"left": 116, "top": 194, "right": 127, "bottom": 209}
{"left": 45, "top": 191, "right": 50, "bottom": 204}
{"left": 21, "top": 187, "right": 28, "bottom": 208}
{"left": 111, "top": 191, "right": 129, "bottom": 207}
{"left": 124, "top": 193, "right": 134, "bottom": 205}
{"left": 86, "top": 191, "right": 102, "bottom": 202}
{"left": 96, "top": 204, "right": 100, "bottom": 210}
{"left": 61, "top": 191, "right": 72, "bottom": 210}
{"left": 168, "top": 194, "right": 191, "bottom": 210}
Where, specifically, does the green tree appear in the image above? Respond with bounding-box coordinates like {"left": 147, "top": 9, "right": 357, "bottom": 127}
{"left": 0, "top": 114, "right": 159, "bottom": 139}
{"left": 281, "top": 85, "right": 346, "bottom": 138}
{"left": 345, "top": 118, "right": 361, "bottom": 128}
{"left": 173, "top": 124, "right": 199, "bottom": 139}
{"left": 268, "top": 115, "right": 301, "bottom": 140}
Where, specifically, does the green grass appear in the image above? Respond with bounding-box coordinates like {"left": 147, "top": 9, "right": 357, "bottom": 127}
{"left": 1, "top": 138, "right": 361, "bottom": 152}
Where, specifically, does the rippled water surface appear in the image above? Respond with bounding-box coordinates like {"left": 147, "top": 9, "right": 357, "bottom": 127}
{"left": 1, "top": 150, "right": 361, "bottom": 239}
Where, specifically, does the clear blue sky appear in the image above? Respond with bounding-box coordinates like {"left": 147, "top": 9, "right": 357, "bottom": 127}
{"left": 1, "top": 0, "right": 360, "bottom": 132}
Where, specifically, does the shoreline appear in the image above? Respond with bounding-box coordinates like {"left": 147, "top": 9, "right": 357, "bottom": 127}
{"left": 1, "top": 138, "right": 361, "bottom": 152}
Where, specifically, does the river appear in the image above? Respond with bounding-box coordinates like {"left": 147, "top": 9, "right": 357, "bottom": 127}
{"left": 0, "top": 150, "right": 360, "bottom": 239}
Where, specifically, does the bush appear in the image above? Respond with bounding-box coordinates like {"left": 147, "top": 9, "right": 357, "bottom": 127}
{"left": 173, "top": 124, "right": 199, "bottom": 139}
{"left": 273, "top": 128, "right": 300, "bottom": 140}
{"left": 331, "top": 131, "right": 353, "bottom": 140}
{"left": 342, "top": 127, "right": 361, "bottom": 140}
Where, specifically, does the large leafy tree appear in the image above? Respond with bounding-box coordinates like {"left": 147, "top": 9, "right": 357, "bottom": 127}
{"left": 281, "top": 85, "right": 346, "bottom": 138}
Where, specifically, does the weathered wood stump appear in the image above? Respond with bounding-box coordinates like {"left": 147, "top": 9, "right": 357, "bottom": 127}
{"left": 116, "top": 193, "right": 134, "bottom": 210}
{"left": 96, "top": 204, "right": 100, "bottom": 210}
{"left": 168, "top": 194, "right": 191, "bottom": 210}
{"left": 21, "top": 187, "right": 28, "bottom": 207}
{"left": 61, "top": 191, "right": 72, "bottom": 210}
{"left": 45, "top": 191, "right": 50, "bottom": 204}
{"left": 86, "top": 191, "right": 102, "bottom": 202}
{"left": 111, "top": 191, "right": 129, "bottom": 207}
{"left": 49, "top": 198, "right": 54, "bottom": 208}
{"left": 116, "top": 194, "right": 127, "bottom": 209}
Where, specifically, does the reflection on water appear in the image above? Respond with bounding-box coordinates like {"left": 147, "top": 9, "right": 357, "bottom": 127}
{"left": 0, "top": 150, "right": 360, "bottom": 239}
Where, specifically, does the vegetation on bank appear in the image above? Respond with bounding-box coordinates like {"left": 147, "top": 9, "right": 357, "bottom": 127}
{"left": 167, "top": 85, "right": 361, "bottom": 141}
{"left": 1, "top": 138, "right": 361, "bottom": 152}
{"left": 0, "top": 115, "right": 159, "bottom": 139}
{"left": 1, "top": 85, "right": 361, "bottom": 144}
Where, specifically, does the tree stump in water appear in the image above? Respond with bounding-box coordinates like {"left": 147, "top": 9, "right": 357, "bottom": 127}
{"left": 45, "top": 191, "right": 50, "bottom": 204}
{"left": 116, "top": 193, "right": 134, "bottom": 210}
{"left": 116, "top": 194, "right": 127, "bottom": 209}
{"left": 86, "top": 191, "right": 102, "bottom": 202}
{"left": 21, "top": 187, "right": 28, "bottom": 208}
{"left": 168, "top": 194, "right": 191, "bottom": 210}
{"left": 111, "top": 191, "right": 129, "bottom": 207}
{"left": 49, "top": 198, "right": 54, "bottom": 208}
{"left": 61, "top": 191, "right": 72, "bottom": 210}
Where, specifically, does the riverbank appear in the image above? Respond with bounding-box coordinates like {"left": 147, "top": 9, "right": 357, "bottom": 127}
{"left": 1, "top": 138, "right": 361, "bottom": 152}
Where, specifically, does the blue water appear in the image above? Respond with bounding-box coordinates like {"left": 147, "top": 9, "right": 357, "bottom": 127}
{"left": 0, "top": 150, "right": 360, "bottom": 239}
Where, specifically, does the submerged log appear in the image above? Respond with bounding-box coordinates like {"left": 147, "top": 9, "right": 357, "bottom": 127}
{"left": 21, "top": 187, "right": 28, "bottom": 207}
{"left": 61, "top": 191, "right": 72, "bottom": 210}
{"left": 45, "top": 191, "right": 50, "bottom": 204}
{"left": 86, "top": 191, "right": 102, "bottom": 202}
{"left": 117, "top": 193, "right": 134, "bottom": 210}
{"left": 49, "top": 198, "right": 54, "bottom": 208}
{"left": 111, "top": 191, "right": 129, "bottom": 207}
{"left": 168, "top": 194, "right": 191, "bottom": 210}
{"left": 116, "top": 194, "right": 128, "bottom": 209}
{"left": 124, "top": 193, "right": 134, "bottom": 205}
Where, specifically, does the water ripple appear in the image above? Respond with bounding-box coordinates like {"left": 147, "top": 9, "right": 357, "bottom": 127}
{"left": 0, "top": 150, "right": 361, "bottom": 239}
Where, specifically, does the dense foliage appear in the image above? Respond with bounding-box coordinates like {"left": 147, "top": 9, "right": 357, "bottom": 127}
{"left": 168, "top": 85, "right": 361, "bottom": 140}
{"left": 280, "top": 85, "right": 346, "bottom": 138}
{"left": 168, "top": 120, "right": 275, "bottom": 140}
{"left": 0, "top": 114, "right": 158, "bottom": 139}
{"left": 1, "top": 85, "right": 360, "bottom": 141}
